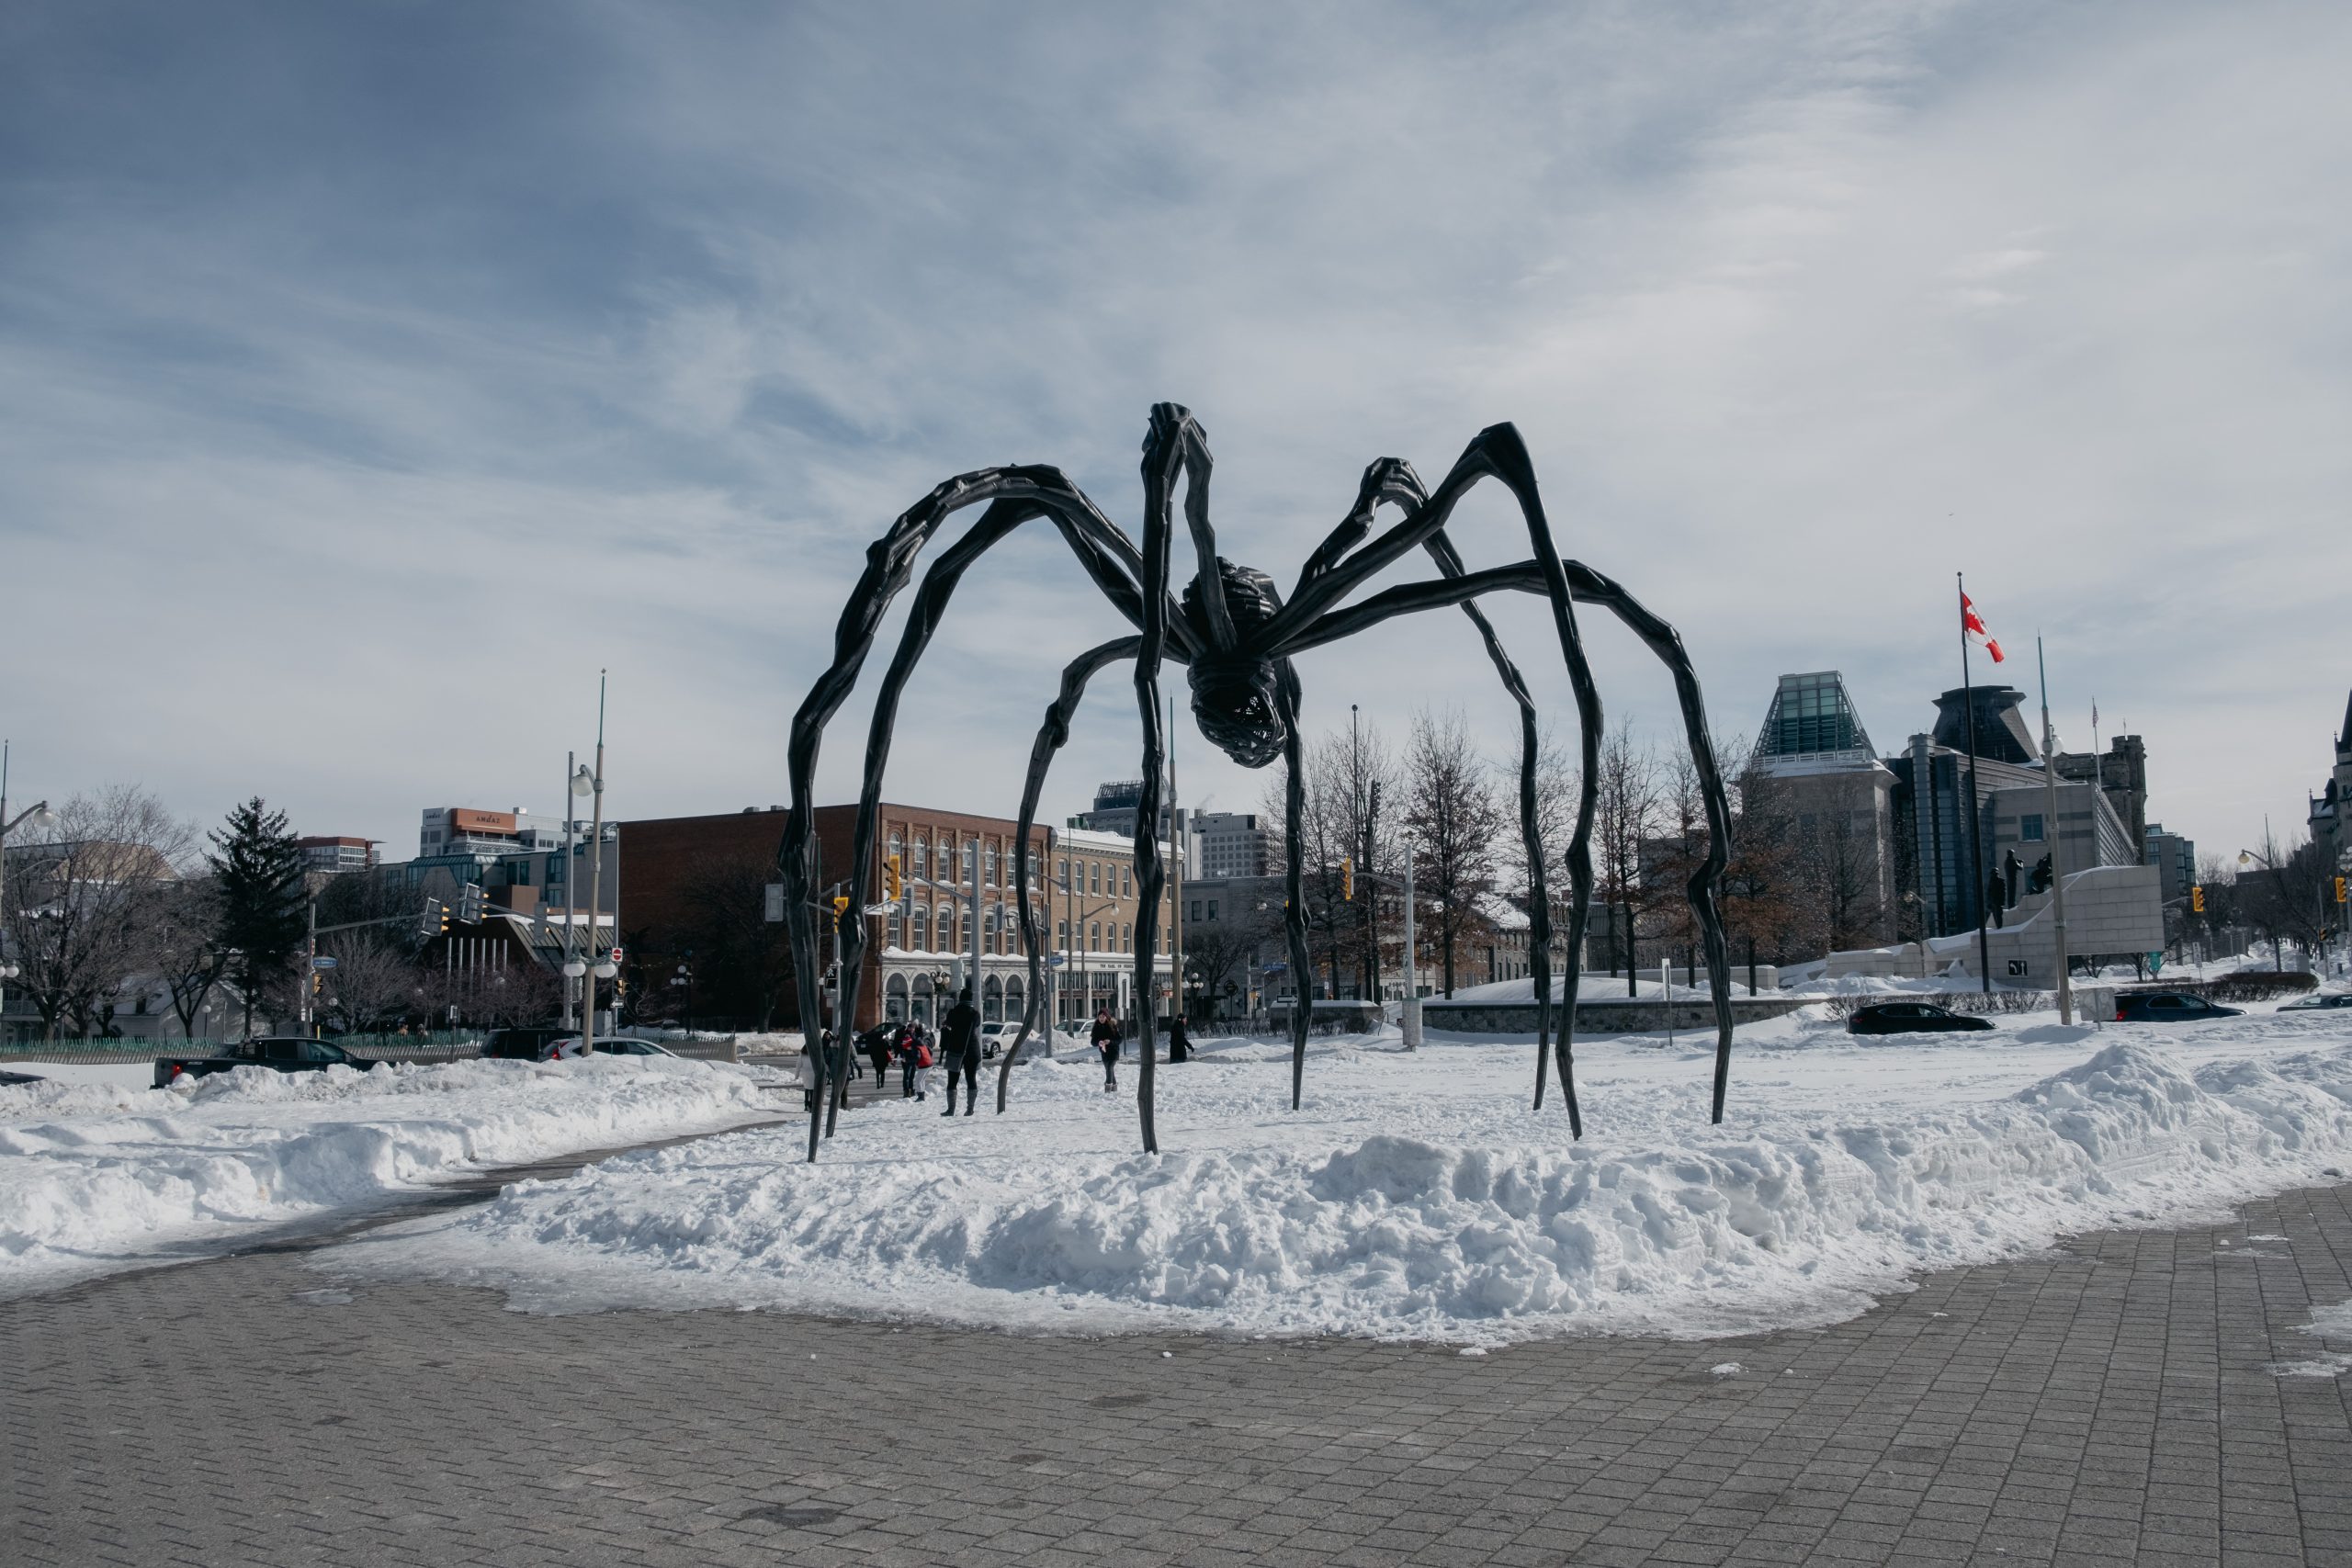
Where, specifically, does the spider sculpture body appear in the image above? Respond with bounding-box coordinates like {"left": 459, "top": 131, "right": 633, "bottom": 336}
{"left": 780, "top": 404, "right": 1736, "bottom": 1161}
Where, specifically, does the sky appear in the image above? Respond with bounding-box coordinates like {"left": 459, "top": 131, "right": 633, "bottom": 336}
{"left": 3, "top": 0, "right": 2346, "bottom": 869}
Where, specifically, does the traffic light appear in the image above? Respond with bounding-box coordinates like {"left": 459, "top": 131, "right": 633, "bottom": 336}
{"left": 1341, "top": 857, "right": 1354, "bottom": 901}
{"left": 417, "top": 897, "right": 443, "bottom": 940}
{"left": 2191, "top": 886, "right": 2206, "bottom": 915}
{"left": 2335, "top": 874, "right": 2348, "bottom": 905}
{"left": 456, "top": 883, "right": 485, "bottom": 923}
{"left": 884, "top": 854, "right": 903, "bottom": 901}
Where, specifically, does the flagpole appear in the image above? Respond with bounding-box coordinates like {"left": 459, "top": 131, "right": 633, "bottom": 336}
{"left": 2037, "top": 635, "right": 2074, "bottom": 1024}
{"left": 1959, "top": 572, "right": 1992, "bottom": 994}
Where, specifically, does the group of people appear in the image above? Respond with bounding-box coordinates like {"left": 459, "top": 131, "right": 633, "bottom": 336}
{"left": 819, "top": 997, "right": 1186, "bottom": 1116}
{"left": 859, "top": 989, "right": 984, "bottom": 1114}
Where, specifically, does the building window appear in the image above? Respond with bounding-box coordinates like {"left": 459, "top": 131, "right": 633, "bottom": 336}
{"left": 2021, "top": 814, "right": 2045, "bottom": 842}
{"left": 1057, "top": 919, "right": 1069, "bottom": 948}
{"left": 1089, "top": 920, "right": 1102, "bottom": 951}
{"left": 1122, "top": 922, "right": 1133, "bottom": 953}
{"left": 1123, "top": 866, "right": 1134, "bottom": 898}
{"left": 1057, "top": 857, "right": 1069, "bottom": 888}
{"left": 912, "top": 837, "right": 929, "bottom": 879}
{"left": 888, "top": 905, "right": 903, "bottom": 945}
{"left": 1027, "top": 850, "right": 1040, "bottom": 884}
{"left": 1207, "top": 899, "right": 1217, "bottom": 921}
{"left": 1090, "top": 860, "right": 1101, "bottom": 896}
{"left": 985, "top": 844, "right": 999, "bottom": 886}
{"left": 1190, "top": 900, "right": 1202, "bottom": 923}
{"left": 888, "top": 830, "right": 903, "bottom": 877}
{"left": 912, "top": 905, "right": 930, "bottom": 948}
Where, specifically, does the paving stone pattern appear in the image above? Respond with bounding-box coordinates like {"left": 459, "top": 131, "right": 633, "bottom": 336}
{"left": 10, "top": 1177, "right": 2352, "bottom": 1565}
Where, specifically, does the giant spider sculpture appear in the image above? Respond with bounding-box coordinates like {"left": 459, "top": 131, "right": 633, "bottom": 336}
{"left": 780, "top": 403, "right": 1736, "bottom": 1162}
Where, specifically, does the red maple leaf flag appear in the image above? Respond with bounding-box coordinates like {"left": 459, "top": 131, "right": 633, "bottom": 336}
{"left": 1962, "top": 592, "right": 2005, "bottom": 664}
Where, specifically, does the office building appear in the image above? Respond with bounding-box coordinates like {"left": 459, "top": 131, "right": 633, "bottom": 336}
{"left": 295, "top": 836, "right": 380, "bottom": 874}
{"left": 2144, "top": 823, "right": 2197, "bottom": 908}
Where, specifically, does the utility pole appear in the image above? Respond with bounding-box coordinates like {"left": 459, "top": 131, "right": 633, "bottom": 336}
{"left": 560, "top": 749, "right": 578, "bottom": 1029}
{"left": 1364, "top": 778, "right": 1382, "bottom": 1005}
{"left": 1400, "top": 849, "right": 1419, "bottom": 1049}
{"left": 967, "top": 832, "right": 982, "bottom": 1013}
{"left": 1168, "top": 694, "right": 1183, "bottom": 1025}
{"left": 2036, "top": 637, "right": 2075, "bottom": 1024}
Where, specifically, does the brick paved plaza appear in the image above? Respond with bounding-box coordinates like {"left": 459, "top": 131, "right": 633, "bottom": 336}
{"left": 8, "top": 1162, "right": 2352, "bottom": 1567}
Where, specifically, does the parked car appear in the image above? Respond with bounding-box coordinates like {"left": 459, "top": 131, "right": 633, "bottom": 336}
{"left": 525, "top": 1036, "right": 679, "bottom": 1061}
{"left": 1845, "top": 1002, "right": 1996, "bottom": 1036}
{"left": 482, "top": 1026, "right": 575, "bottom": 1061}
{"left": 978, "top": 1021, "right": 1026, "bottom": 1057}
{"left": 2275, "top": 993, "right": 2352, "bottom": 1012}
{"left": 154, "top": 1036, "right": 383, "bottom": 1088}
{"left": 2112, "top": 991, "right": 2245, "bottom": 1022}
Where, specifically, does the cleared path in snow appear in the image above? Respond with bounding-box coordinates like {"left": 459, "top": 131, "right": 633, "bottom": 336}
{"left": 8, "top": 1167, "right": 2352, "bottom": 1565}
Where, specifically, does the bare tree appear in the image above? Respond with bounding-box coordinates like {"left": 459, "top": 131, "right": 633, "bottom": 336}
{"left": 2, "top": 786, "right": 194, "bottom": 1039}
{"left": 1722, "top": 752, "right": 1809, "bottom": 984}
{"left": 1496, "top": 721, "right": 1579, "bottom": 942}
{"left": 682, "top": 850, "right": 796, "bottom": 1030}
{"left": 1792, "top": 772, "right": 1892, "bottom": 953}
{"left": 2241, "top": 827, "right": 2333, "bottom": 969}
{"left": 1405, "top": 705, "right": 1506, "bottom": 996}
{"left": 1592, "top": 722, "right": 1658, "bottom": 995}
{"left": 1261, "top": 723, "right": 1398, "bottom": 1001}
{"left": 318, "top": 935, "right": 424, "bottom": 1032}
{"left": 151, "top": 874, "right": 232, "bottom": 1038}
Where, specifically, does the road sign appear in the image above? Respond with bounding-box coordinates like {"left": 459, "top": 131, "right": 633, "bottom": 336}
{"left": 311, "top": 955, "right": 338, "bottom": 970}
{"left": 609, "top": 946, "right": 625, "bottom": 964}
{"left": 764, "top": 884, "right": 785, "bottom": 922}
{"left": 1048, "top": 954, "right": 1067, "bottom": 967}
{"left": 2006, "top": 959, "right": 2028, "bottom": 976}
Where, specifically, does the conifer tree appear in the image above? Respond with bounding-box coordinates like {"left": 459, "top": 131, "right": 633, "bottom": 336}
{"left": 209, "top": 796, "right": 308, "bottom": 1033}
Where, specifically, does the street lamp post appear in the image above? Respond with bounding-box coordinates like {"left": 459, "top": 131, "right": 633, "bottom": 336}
{"left": 581, "top": 673, "right": 615, "bottom": 1053}
{"left": 560, "top": 751, "right": 592, "bottom": 1026}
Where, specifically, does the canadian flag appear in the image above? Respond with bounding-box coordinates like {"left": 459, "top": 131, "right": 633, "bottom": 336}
{"left": 1962, "top": 592, "right": 2005, "bottom": 663}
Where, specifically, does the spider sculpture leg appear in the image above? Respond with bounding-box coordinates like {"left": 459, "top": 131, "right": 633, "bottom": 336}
{"left": 1124, "top": 404, "right": 1198, "bottom": 1156}
{"left": 1303, "top": 457, "right": 1581, "bottom": 1124}
{"left": 1275, "top": 660, "right": 1313, "bottom": 1108}
{"left": 1267, "top": 425, "right": 1606, "bottom": 1123}
{"left": 1290, "top": 557, "right": 1739, "bottom": 1122}
{"left": 1423, "top": 533, "right": 1580, "bottom": 1134}
{"left": 781, "top": 468, "right": 1198, "bottom": 1164}
{"left": 994, "top": 636, "right": 1143, "bottom": 1113}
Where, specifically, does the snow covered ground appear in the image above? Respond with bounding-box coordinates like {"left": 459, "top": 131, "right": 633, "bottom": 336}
{"left": 326, "top": 1001, "right": 2352, "bottom": 1344}
{"left": 0, "top": 1056, "right": 789, "bottom": 1295}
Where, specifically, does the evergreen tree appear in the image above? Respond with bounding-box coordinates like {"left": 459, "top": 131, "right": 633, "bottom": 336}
{"left": 209, "top": 796, "right": 308, "bottom": 1033}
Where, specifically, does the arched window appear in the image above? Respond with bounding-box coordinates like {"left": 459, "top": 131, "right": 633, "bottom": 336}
{"left": 888, "top": 903, "right": 903, "bottom": 947}
{"left": 1006, "top": 976, "right": 1025, "bottom": 1022}
{"left": 1089, "top": 920, "right": 1102, "bottom": 952}
{"left": 888, "top": 829, "right": 903, "bottom": 876}
{"left": 1057, "top": 858, "right": 1069, "bottom": 888}
{"left": 911, "top": 836, "right": 928, "bottom": 879}
{"left": 1123, "top": 866, "right": 1134, "bottom": 898}
{"left": 1122, "top": 922, "right": 1133, "bottom": 953}
{"left": 1089, "top": 861, "right": 1101, "bottom": 896}
{"left": 942, "top": 907, "right": 959, "bottom": 951}
{"left": 1057, "top": 919, "right": 1069, "bottom": 948}
{"left": 912, "top": 904, "right": 930, "bottom": 949}
{"left": 912, "top": 974, "right": 935, "bottom": 1026}
{"left": 983, "top": 975, "right": 1003, "bottom": 1022}
{"left": 985, "top": 844, "right": 999, "bottom": 886}
{"left": 886, "top": 974, "right": 909, "bottom": 1021}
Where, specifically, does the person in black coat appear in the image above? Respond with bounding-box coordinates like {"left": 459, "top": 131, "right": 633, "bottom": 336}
{"left": 1090, "top": 1006, "right": 1121, "bottom": 1093}
{"left": 941, "top": 988, "right": 982, "bottom": 1117}
{"left": 1168, "top": 1012, "right": 1191, "bottom": 1064}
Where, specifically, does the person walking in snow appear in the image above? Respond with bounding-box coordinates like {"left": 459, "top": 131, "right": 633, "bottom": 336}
{"left": 908, "top": 1030, "right": 935, "bottom": 1101}
{"left": 941, "top": 987, "right": 982, "bottom": 1117}
{"left": 1168, "top": 1012, "right": 1192, "bottom": 1064}
{"left": 865, "top": 1026, "right": 894, "bottom": 1089}
{"left": 897, "top": 1021, "right": 920, "bottom": 1098}
{"left": 1091, "top": 1005, "right": 1121, "bottom": 1093}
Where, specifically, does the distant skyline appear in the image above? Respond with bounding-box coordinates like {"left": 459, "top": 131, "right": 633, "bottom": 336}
{"left": 3, "top": 2, "right": 2346, "bottom": 866}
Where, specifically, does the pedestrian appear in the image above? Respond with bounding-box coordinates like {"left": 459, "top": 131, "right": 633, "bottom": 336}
{"left": 1091, "top": 1005, "right": 1121, "bottom": 1093}
{"left": 1168, "top": 1012, "right": 1192, "bottom": 1064}
{"left": 865, "top": 1026, "right": 893, "bottom": 1088}
{"left": 898, "top": 1021, "right": 920, "bottom": 1098}
{"left": 941, "top": 987, "right": 982, "bottom": 1117}
{"left": 909, "top": 1030, "right": 934, "bottom": 1101}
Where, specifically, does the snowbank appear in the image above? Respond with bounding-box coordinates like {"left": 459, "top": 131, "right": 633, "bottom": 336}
{"left": 335, "top": 1013, "right": 2352, "bottom": 1342}
{"left": 0, "top": 1056, "right": 784, "bottom": 1293}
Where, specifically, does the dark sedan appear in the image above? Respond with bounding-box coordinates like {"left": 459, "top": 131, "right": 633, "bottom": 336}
{"left": 1846, "top": 1002, "right": 1995, "bottom": 1036}
{"left": 2112, "top": 991, "right": 2244, "bottom": 1021}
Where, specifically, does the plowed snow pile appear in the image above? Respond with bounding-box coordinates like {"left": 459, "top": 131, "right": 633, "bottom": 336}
{"left": 334, "top": 1010, "right": 2352, "bottom": 1340}
{"left": 0, "top": 1056, "right": 782, "bottom": 1292}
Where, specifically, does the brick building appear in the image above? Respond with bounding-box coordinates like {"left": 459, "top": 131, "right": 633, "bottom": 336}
{"left": 618, "top": 805, "right": 1173, "bottom": 1033}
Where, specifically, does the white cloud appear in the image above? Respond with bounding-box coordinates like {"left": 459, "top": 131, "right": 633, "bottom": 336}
{"left": 1, "top": 0, "right": 2345, "bottom": 864}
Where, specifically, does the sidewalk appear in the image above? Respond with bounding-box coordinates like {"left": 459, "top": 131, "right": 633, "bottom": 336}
{"left": 7, "top": 1173, "right": 2352, "bottom": 1565}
